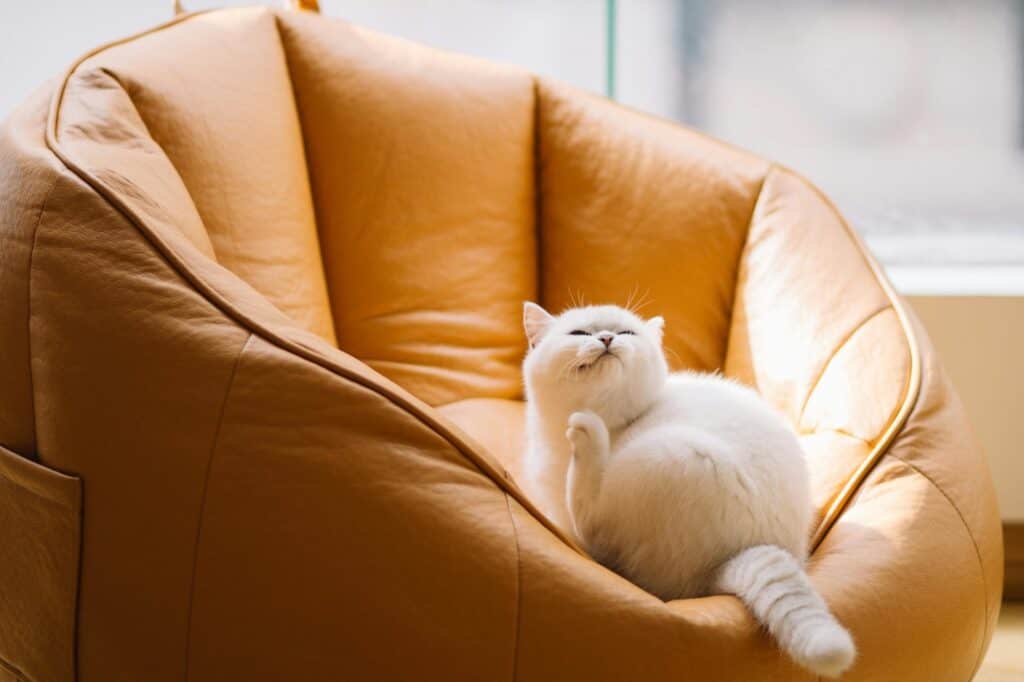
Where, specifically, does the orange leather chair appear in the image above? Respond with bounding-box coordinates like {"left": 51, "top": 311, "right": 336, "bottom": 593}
{"left": 0, "top": 5, "right": 1002, "bottom": 681}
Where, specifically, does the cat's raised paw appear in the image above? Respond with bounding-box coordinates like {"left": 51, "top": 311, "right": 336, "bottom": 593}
{"left": 566, "top": 411, "right": 607, "bottom": 453}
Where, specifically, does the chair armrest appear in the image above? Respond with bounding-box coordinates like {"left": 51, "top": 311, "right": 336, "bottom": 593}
{"left": 808, "top": 314, "right": 1002, "bottom": 680}
{"left": 724, "top": 166, "right": 918, "bottom": 541}
{"left": 183, "top": 334, "right": 529, "bottom": 679}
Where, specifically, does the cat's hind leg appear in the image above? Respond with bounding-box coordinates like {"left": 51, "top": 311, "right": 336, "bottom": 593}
{"left": 565, "top": 411, "right": 610, "bottom": 539}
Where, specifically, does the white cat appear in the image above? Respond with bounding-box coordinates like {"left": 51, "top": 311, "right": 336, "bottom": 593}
{"left": 522, "top": 302, "right": 856, "bottom": 678}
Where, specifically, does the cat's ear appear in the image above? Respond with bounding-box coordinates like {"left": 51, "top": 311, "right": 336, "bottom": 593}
{"left": 523, "top": 302, "right": 555, "bottom": 347}
{"left": 646, "top": 315, "right": 665, "bottom": 340}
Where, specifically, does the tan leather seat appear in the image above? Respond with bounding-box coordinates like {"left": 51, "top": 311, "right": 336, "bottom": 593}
{"left": 0, "top": 6, "right": 1002, "bottom": 681}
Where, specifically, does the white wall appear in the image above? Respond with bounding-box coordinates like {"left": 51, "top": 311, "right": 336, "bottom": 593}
{"left": 0, "top": 0, "right": 608, "bottom": 120}
{"left": 911, "top": 296, "right": 1024, "bottom": 522}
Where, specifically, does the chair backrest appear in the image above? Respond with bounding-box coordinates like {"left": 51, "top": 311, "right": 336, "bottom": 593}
{"left": 53, "top": 7, "right": 777, "bottom": 408}
{"left": 73, "top": 9, "right": 335, "bottom": 342}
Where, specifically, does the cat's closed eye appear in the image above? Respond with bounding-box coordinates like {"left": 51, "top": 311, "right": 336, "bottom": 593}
{"left": 618, "top": 330, "right": 636, "bottom": 335}
{"left": 569, "top": 330, "right": 590, "bottom": 336}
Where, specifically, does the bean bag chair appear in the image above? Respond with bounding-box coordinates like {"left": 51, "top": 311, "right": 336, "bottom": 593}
{"left": 0, "top": 5, "right": 1001, "bottom": 681}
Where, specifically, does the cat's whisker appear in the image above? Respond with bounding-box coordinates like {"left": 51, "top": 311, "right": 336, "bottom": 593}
{"left": 663, "top": 344, "right": 683, "bottom": 368}
{"left": 628, "top": 288, "right": 653, "bottom": 315}
{"left": 624, "top": 283, "right": 640, "bottom": 313}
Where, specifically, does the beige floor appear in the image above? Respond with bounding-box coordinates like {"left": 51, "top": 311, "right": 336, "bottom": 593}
{"left": 976, "top": 603, "right": 1024, "bottom": 681}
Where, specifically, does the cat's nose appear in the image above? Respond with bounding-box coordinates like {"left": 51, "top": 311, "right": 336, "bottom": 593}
{"left": 597, "top": 333, "right": 614, "bottom": 348}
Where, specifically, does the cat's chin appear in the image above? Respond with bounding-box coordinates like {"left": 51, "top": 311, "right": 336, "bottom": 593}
{"left": 574, "top": 352, "right": 621, "bottom": 373}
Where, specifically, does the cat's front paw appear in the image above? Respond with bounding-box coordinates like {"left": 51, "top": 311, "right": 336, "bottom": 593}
{"left": 566, "top": 411, "right": 607, "bottom": 454}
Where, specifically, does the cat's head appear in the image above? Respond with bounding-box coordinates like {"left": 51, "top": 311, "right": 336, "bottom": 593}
{"left": 522, "top": 302, "right": 668, "bottom": 412}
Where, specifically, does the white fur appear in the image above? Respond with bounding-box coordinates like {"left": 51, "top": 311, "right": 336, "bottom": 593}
{"left": 522, "top": 302, "right": 856, "bottom": 678}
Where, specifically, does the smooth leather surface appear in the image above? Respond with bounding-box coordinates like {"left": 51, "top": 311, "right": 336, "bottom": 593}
{"left": 0, "top": 6, "right": 1002, "bottom": 681}
{"left": 87, "top": 9, "right": 337, "bottom": 344}
{"left": 538, "top": 78, "right": 768, "bottom": 373}
{"left": 278, "top": 11, "right": 537, "bottom": 405}
{"left": 439, "top": 397, "right": 529, "bottom": 485}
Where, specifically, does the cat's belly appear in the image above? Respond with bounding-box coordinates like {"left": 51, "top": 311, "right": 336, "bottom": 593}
{"left": 582, "top": 427, "right": 811, "bottom": 601}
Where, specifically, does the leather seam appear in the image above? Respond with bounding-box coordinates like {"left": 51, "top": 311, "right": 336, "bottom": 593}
{"left": 271, "top": 12, "right": 340, "bottom": 344}
{"left": 882, "top": 453, "right": 990, "bottom": 679}
{"left": 796, "top": 304, "right": 892, "bottom": 429}
{"left": 722, "top": 162, "right": 772, "bottom": 371}
{"left": 0, "top": 656, "right": 27, "bottom": 681}
{"left": 182, "top": 331, "right": 252, "bottom": 681}
{"left": 91, "top": 66, "right": 223, "bottom": 268}
{"left": 25, "top": 173, "right": 61, "bottom": 462}
{"left": 503, "top": 493, "right": 522, "bottom": 682}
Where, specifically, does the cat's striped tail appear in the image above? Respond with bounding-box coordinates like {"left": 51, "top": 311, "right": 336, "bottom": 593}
{"left": 714, "top": 545, "right": 856, "bottom": 678}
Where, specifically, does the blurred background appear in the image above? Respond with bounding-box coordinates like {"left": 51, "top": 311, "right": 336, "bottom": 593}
{"left": 3, "top": 0, "right": 1022, "bottom": 606}
{"left": 6, "top": 1, "right": 1024, "bottom": 282}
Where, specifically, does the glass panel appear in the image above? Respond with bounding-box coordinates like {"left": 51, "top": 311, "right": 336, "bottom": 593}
{"left": 615, "top": 0, "right": 1024, "bottom": 268}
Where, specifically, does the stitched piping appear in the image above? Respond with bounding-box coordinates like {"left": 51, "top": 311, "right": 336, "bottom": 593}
{"left": 785, "top": 166, "right": 923, "bottom": 551}
{"left": 779, "top": 168, "right": 990, "bottom": 680}
{"left": 25, "top": 174, "right": 60, "bottom": 462}
{"left": 22, "top": 171, "right": 83, "bottom": 682}
{"left": 736, "top": 165, "right": 922, "bottom": 551}
{"left": 271, "top": 12, "right": 340, "bottom": 346}
{"left": 42, "top": 8, "right": 584, "bottom": 557}
{"left": 722, "top": 163, "right": 771, "bottom": 371}
{"left": 182, "top": 332, "right": 251, "bottom": 681}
